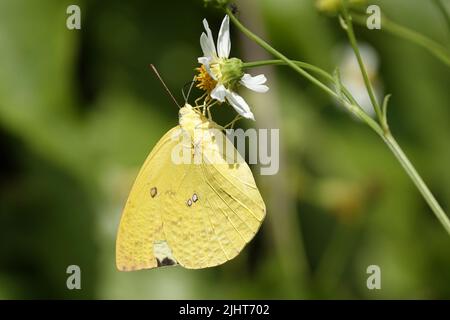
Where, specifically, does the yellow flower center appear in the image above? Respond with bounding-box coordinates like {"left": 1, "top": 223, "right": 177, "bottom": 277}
{"left": 195, "top": 65, "right": 217, "bottom": 93}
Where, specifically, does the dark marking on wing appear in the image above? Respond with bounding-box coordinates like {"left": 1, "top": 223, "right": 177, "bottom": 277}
{"left": 156, "top": 257, "right": 176, "bottom": 267}
{"left": 150, "top": 187, "right": 157, "bottom": 198}
{"left": 162, "top": 257, "right": 176, "bottom": 266}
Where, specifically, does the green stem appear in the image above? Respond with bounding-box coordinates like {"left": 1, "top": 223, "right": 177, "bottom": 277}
{"left": 341, "top": 1, "right": 384, "bottom": 127}
{"left": 227, "top": 10, "right": 450, "bottom": 235}
{"left": 352, "top": 12, "right": 450, "bottom": 67}
{"left": 230, "top": 11, "right": 377, "bottom": 129}
{"left": 344, "top": 2, "right": 450, "bottom": 231}
{"left": 226, "top": 8, "right": 338, "bottom": 100}
{"left": 243, "top": 60, "right": 331, "bottom": 80}
{"left": 383, "top": 133, "right": 450, "bottom": 234}
{"left": 243, "top": 59, "right": 383, "bottom": 135}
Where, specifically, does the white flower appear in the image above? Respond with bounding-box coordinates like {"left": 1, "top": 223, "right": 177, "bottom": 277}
{"left": 197, "top": 15, "right": 269, "bottom": 120}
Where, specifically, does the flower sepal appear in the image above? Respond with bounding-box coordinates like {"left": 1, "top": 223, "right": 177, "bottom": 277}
{"left": 216, "top": 57, "right": 244, "bottom": 88}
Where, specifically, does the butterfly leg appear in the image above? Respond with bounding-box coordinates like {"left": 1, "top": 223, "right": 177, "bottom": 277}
{"left": 206, "top": 101, "right": 219, "bottom": 121}
{"left": 207, "top": 106, "right": 212, "bottom": 121}
{"left": 224, "top": 115, "right": 242, "bottom": 129}
{"left": 195, "top": 92, "right": 207, "bottom": 107}
{"left": 202, "top": 97, "right": 208, "bottom": 116}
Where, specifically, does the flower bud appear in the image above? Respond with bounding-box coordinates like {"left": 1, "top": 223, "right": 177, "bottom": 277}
{"left": 217, "top": 57, "right": 244, "bottom": 87}
{"left": 316, "top": 0, "right": 366, "bottom": 14}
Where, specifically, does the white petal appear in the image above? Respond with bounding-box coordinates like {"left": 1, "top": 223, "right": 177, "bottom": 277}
{"left": 243, "top": 83, "right": 269, "bottom": 93}
{"left": 202, "top": 19, "right": 217, "bottom": 57}
{"left": 197, "top": 56, "right": 217, "bottom": 80}
{"left": 226, "top": 91, "right": 255, "bottom": 120}
{"left": 211, "top": 84, "right": 227, "bottom": 102}
{"left": 240, "top": 73, "right": 269, "bottom": 93}
{"left": 241, "top": 73, "right": 267, "bottom": 85}
{"left": 197, "top": 56, "right": 211, "bottom": 66}
{"left": 200, "top": 33, "right": 216, "bottom": 59}
{"left": 217, "top": 15, "right": 231, "bottom": 58}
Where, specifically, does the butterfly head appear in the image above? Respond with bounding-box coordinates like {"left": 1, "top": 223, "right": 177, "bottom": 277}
{"left": 179, "top": 104, "right": 205, "bottom": 130}
{"left": 178, "top": 104, "right": 196, "bottom": 119}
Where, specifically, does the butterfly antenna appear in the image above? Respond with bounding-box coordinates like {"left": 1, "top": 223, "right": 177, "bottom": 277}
{"left": 182, "top": 77, "right": 196, "bottom": 103}
{"left": 149, "top": 64, "right": 181, "bottom": 108}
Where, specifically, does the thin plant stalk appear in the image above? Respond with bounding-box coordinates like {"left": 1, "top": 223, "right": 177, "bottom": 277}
{"left": 226, "top": 7, "right": 450, "bottom": 235}
{"left": 341, "top": 2, "right": 384, "bottom": 127}
{"left": 351, "top": 12, "right": 450, "bottom": 67}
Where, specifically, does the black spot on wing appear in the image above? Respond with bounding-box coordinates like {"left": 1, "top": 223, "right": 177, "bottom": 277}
{"left": 162, "top": 257, "right": 176, "bottom": 266}
{"left": 156, "top": 257, "right": 177, "bottom": 267}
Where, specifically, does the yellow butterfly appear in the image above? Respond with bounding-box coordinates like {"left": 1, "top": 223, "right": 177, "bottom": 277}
{"left": 116, "top": 104, "right": 266, "bottom": 270}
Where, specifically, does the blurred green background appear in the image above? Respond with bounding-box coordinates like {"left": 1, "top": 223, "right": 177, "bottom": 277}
{"left": 0, "top": 0, "right": 449, "bottom": 299}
